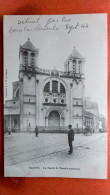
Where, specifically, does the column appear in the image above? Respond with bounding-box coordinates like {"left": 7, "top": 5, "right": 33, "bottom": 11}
{"left": 58, "top": 81, "right": 60, "bottom": 93}
{"left": 50, "top": 80, "right": 52, "bottom": 102}
{"left": 50, "top": 80, "right": 52, "bottom": 92}
{"left": 28, "top": 51, "right": 30, "bottom": 66}
{"left": 35, "top": 78, "right": 39, "bottom": 126}
{"left": 69, "top": 83, "right": 73, "bottom": 124}
{"left": 58, "top": 81, "right": 60, "bottom": 103}
{"left": 10, "top": 115, "right": 11, "bottom": 129}
{"left": 20, "top": 77, "right": 24, "bottom": 131}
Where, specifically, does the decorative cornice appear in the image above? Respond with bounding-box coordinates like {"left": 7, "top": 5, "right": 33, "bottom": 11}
{"left": 43, "top": 103, "right": 67, "bottom": 107}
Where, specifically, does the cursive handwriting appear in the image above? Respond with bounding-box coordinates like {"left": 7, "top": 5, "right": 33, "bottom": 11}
{"left": 18, "top": 17, "right": 40, "bottom": 24}
{"left": 8, "top": 17, "right": 89, "bottom": 34}
{"left": 62, "top": 16, "right": 71, "bottom": 23}
{"left": 45, "top": 17, "right": 58, "bottom": 27}
{"left": 65, "top": 22, "right": 89, "bottom": 33}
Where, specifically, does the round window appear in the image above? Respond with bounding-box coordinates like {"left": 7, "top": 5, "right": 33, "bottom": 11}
{"left": 45, "top": 98, "right": 48, "bottom": 103}
{"left": 53, "top": 98, "right": 56, "bottom": 103}
{"left": 61, "top": 99, "right": 64, "bottom": 103}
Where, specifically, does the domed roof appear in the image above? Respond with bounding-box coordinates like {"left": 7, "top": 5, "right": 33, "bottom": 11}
{"left": 69, "top": 47, "right": 83, "bottom": 59}
{"left": 51, "top": 66, "right": 59, "bottom": 76}
{"left": 22, "top": 38, "right": 37, "bottom": 52}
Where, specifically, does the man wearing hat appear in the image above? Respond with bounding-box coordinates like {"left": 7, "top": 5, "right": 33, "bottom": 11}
{"left": 68, "top": 124, "right": 75, "bottom": 154}
{"left": 35, "top": 125, "right": 38, "bottom": 137}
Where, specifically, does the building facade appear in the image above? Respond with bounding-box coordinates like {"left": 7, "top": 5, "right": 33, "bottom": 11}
{"left": 84, "top": 97, "right": 99, "bottom": 131}
{"left": 4, "top": 38, "right": 87, "bottom": 132}
{"left": 84, "top": 110, "right": 94, "bottom": 130}
{"left": 99, "top": 115, "right": 107, "bottom": 132}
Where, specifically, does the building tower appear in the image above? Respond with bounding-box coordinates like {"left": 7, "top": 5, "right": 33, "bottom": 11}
{"left": 64, "top": 47, "right": 85, "bottom": 131}
{"left": 19, "top": 38, "right": 39, "bottom": 131}
{"left": 19, "top": 38, "right": 39, "bottom": 69}
{"left": 64, "top": 46, "right": 84, "bottom": 75}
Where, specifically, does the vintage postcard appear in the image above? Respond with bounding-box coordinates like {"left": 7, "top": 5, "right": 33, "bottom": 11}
{"left": 4, "top": 14, "right": 107, "bottom": 178}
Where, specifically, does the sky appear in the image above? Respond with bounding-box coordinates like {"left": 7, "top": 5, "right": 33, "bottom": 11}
{"left": 4, "top": 14, "right": 107, "bottom": 117}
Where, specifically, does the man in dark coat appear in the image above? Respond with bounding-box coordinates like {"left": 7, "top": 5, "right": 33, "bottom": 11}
{"left": 7, "top": 127, "right": 11, "bottom": 135}
{"left": 68, "top": 124, "right": 75, "bottom": 154}
{"left": 35, "top": 125, "right": 38, "bottom": 137}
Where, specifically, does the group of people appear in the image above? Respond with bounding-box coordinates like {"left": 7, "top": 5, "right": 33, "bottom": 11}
{"left": 35, "top": 124, "right": 75, "bottom": 155}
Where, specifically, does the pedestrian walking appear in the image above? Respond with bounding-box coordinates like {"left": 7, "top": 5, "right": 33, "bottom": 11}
{"left": 8, "top": 127, "right": 11, "bottom": 135}
{"left": 35, "top": 125, "right": 38, "bottom": 137}
{"left": 68, "top": 124, "right": 75, "bottom": 154}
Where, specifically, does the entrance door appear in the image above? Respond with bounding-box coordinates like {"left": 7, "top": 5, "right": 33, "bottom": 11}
{"left": 48, "top": 111, "right": 60, "bottom": 127}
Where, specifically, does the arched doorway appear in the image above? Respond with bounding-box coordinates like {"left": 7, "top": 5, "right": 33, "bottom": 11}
{"left": 48, "top": 111, "right": 60, "bottom": 127}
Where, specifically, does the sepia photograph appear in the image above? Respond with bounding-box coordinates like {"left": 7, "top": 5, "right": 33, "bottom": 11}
{"left": 4, "top": 14, "right": 107, "bottom": 178}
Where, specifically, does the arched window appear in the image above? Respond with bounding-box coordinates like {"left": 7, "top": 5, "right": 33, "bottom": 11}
{"left": 23, "top": 51, "right": 28, "bottom": 66}
{"left": 23, "top": 51, "right": 28, "bottom": 56}
{"left": 31, "top": 52, "right": 35, "bottom": 57}
{"left": 52, "top": 81, "right": 58, "bottom": 93}
{"left": 73, "top": 60, "right": 76, "bottom": 64}
{"left": 60, "top": 83, "right": 65, "bottom": 94}
{"left": 79, "top": 60, "right": 82, "bottom": 64}
{"left": 31, "top": 52, "right": 35, "bottom": 66}
{"left": 44, "top": 82, "right": 50, "bottom": 92}
{"left": 78, "top": 61, "right": 82, "bottom": 73}
{"left": 44, "top": 81, "right": 66, "bottom": 96}
{"left": 73, "top": 60, "right": 76, "bottom": 73}
{"left": 14, "top": 119, "right": 17, "bottom": 127}
{"left": 16, "top": 89, "right": 19, "bottom": 98}
{"left": 78, "top": 65, "right": 80, "bottom": 73}
{"left": 67, "top": 61, "right": 70, "bottom": 72}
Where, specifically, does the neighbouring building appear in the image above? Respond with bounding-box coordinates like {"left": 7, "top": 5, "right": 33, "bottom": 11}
{"left": 84, "top": 110, "right": 94, "bottom": 130}
{"left": 99, "top": 115, "right": 107, "bottom": 132}
{"left": 84, "top": 97, "right": 99, "bottom": 131}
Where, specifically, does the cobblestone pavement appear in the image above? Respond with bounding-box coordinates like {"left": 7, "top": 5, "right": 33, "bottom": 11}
{"left": 4, "top": 132, "right": 107, "bottom": 178}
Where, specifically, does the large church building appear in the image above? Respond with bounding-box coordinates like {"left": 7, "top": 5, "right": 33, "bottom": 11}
{"left": 4, "top": 38, "right": 91, "bottom": 132}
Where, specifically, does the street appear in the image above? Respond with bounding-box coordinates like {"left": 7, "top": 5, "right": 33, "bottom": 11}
{"left": 4, "top": 132, "right": 107, "bottom": 178}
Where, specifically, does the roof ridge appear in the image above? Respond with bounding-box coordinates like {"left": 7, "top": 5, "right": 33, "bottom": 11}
{"left": 22, "top": 39, "right": 37, "bottom": 52}
{"left": 69, "top": 47, "right": 83, "bottom": 59}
